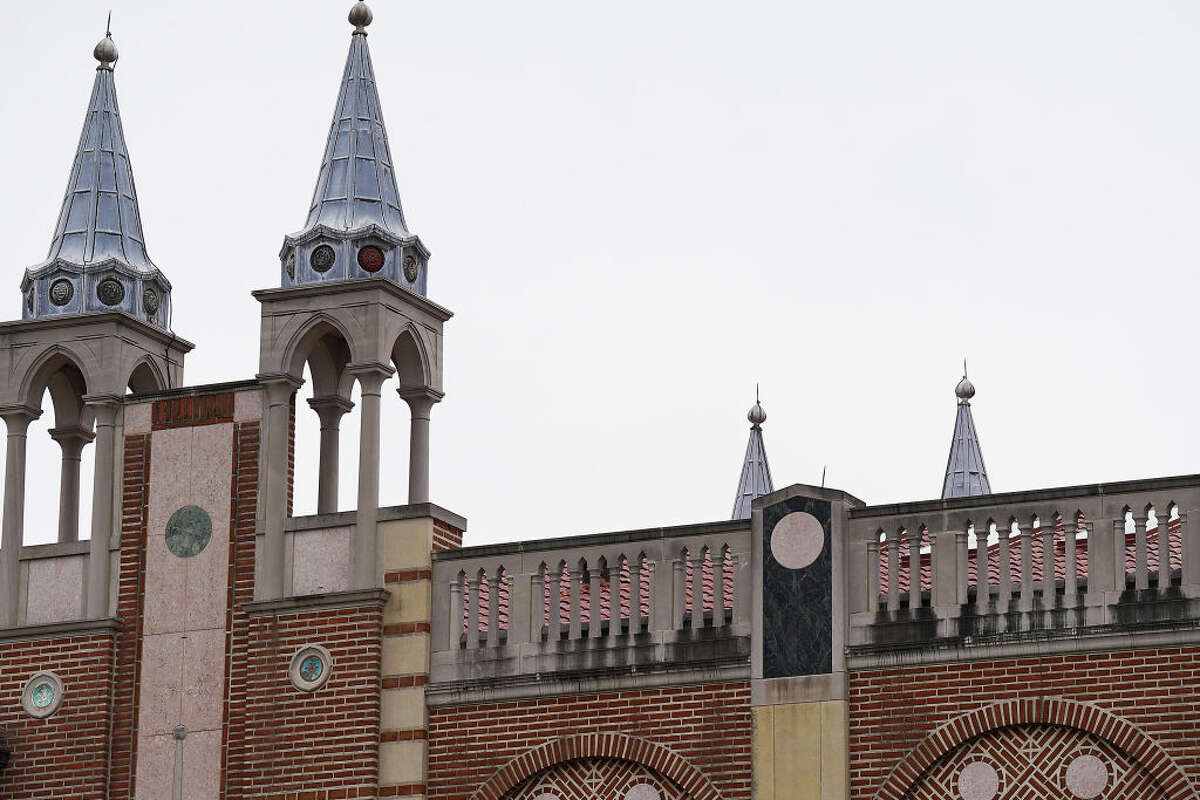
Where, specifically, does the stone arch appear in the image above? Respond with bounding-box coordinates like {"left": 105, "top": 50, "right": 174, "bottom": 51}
{"left": 470, "top": 734, "right": 722, "bottom": 800}
{"left": 18, "top": 344, "right": 94, "bottom": 411}
{"left": 282, "top": 313, "right": 358, "bottom": 383}
{"left": 873, "top": 697, "right": 1195, "bottom": 800}
{"left": 125, "top": 356, "right": 166, "bottom": 395}
{"left": 391, "top": 323, "right": 430, "bottom": 389}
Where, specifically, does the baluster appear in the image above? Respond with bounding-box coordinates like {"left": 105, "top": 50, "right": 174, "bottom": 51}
{"left": 651, "top": 552, "right": 672, "bottom": 631}
{"left": 548, "top": 564, "right": 562, "bottom": 641}
{"left": 908, "top": 529, "right": 921, "bottom": 610}
{"left": 867, "top": 534, "right": 880, "bottom": 614}
{"left": 631, "top": 555, "right": 646, "bottom": 633}
{"left": 956, "top": 528, "right": 970, "bottom": 606}
{"left": 733, "top": 548, "right": 751, "bottom": 625}
{"left": 1157, "top": 513, "right": 1171, "bottom": 591}
{"left": 486, "top": 569, "right": 501, "bottom": 647}
{"left": 588, "top": 565, "right": 603, "bottom": 638}
{"left": 1018, "top": 522, "right": 1032, "bottom": 612}
{"left": 568, "top": 565, "right": 582, "bottom": 640}
{"left": 450, "top": 572, "right": 464, "bottom": 649}
{"left": 509, "top": 568, "right": 532, "bottom": 645}
{"left": 1135, "top": 516, "right": 1148, "bottom": 591}
{"left": 1064, "top": 521, "right": 1078, "bottom": 600}
{"left": 997, "top": 524, "right": 1012, "bottom": 611}
{"left": 715, "top": 548, "right": 729, "bottom": 624}
{"left": 1042, "top": 522, "right": 1055, "bottom": 600}
{"left": 887, "top": 532, "right": 900, "bottom": 612}
{"left": 465, "top": 574, "right": 480, "bottom": 650}
{"left": 674, "top": 552, "right": 688, "bottom": 628}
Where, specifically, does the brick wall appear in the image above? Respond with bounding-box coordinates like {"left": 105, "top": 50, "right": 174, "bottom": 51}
{"left": 427, "top": 683, "right": 752, "bottom": 800}
{"left": 432, "top": 520, "right": 462, "bottom": 552}
{"left": 0, "top": 632, "right": 116, "bottom": 799}
{"left": 849, "top": 647, "right": 1200, "bottom": 799}
{"left": 233, "top": 603, "right": 385, "bottom": 799}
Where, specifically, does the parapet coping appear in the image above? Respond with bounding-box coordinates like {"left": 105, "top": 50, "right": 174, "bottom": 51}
{"left": 434, "top": 518, "right": 748, "bottom": 561}
{"left": 127, "top": 379, "right": 261, "bottom": 402}
{"left": 0, "top": 310, "right": 195, "bottom": 351}
{"left": 852, "top": 472, "right": 1200, "bottom": 519}
{"left": 253, "top": 276, "right": 454, "bottom": 322}
{"left": 284, "top": 503, "right": 467, "bottom": 533}
{"left": 243, "top": 588, "right": 390, "bottom": 615}
{"left": 0, "top": 617, "right": 121, "bottom": 642}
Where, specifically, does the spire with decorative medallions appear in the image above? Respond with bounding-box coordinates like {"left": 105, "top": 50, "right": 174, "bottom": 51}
{"left": 21, "top": 16, "right": 173, "bottom": 330}
{"left": 941, "top": 362, "right": 992, "bottom": 499}
{"left": 732, "top": 387, "right": 775, "bottom": 520}
{"left": 280, "top": 1, "right": 431, "bottom": 295}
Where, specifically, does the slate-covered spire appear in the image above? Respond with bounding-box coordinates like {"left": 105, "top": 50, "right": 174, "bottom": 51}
{"left": 941, "top": 366, "right": 992, "bottom": 499}
{"left": 732, "top": 391, "right": 775, "bottom": 520}
{"left": 21, "top": 21, "right": 173, "bottom": 330}
{"left": 280, "top": 1, "right": 431, "bottom": 295}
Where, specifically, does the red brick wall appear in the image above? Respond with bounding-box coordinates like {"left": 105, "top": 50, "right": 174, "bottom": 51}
{"left": 849, "top": 647, "right": 1200, "bottom": 799}
{"left": 427, "top": 683, "right": 752, "bottom": 800}
{"left": 433, "top": 520, "right": 461, "bottom": 552}
{"left": 232, "top": 603, "right": 385, "bottom": 799}
{"left": 0, "top": 632, "right": 116, "bottom": 799}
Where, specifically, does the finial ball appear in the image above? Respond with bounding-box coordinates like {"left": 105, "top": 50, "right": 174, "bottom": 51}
{"left": 955, "top": 376, "right": 976, "bottom": 402}
{"left": 748, "top": 401, "right": 767, "bottom": 426}
{"left": 94, "top": 35, "right": 118, "bottom": 68}
{"left": 349, "top": 1, "right": 373, "bottom": 31}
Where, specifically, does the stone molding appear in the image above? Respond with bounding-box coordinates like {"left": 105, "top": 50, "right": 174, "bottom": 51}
{"left": 469, "top": 733, "right": 723, "bottom": 800}
{"left": 284, "top": 503, "right": 467, "bottom": 534}
{"left": 872, "top": 697, "right": 1196, "bottom": 800}
{"left": 0, "top": 616, "right": 121, "bottom": 642}
{"left": 242, "top": 588, "right": 389, "bottom": 616}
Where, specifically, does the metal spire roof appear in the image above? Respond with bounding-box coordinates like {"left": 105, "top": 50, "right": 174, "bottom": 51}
{"left": 941, "top": 366, "right": 992, "bottom": 499}
{"left": 21, "top": 21, "right": 173, "bottom": 330}
{"left": 279, "top": 2, "right": 431, "bottom": 294}
{"left": 731, "top": 390, "right": 775, "bottom": 520}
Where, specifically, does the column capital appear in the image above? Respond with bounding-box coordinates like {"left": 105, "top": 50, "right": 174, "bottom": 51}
{"left": 49, "top": 426, "right": 96, "bottom": 458}
{"left": 397, "top": 387, "right": 443, "bottom": 417}
{"left": 348, "top": 362, "right": 394, "bottom": 395}
{"left": 307, "top": 395, "right": 355, "bottom": 425}
{"left": 256, "top": 373, "right": 304, "bottom": 405}
{"left": 0, "top": 405, "right": 42, "bottom": 433}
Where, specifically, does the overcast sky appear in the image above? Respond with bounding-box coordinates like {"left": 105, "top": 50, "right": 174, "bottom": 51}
{"left": 7, "top": 1, "right": 1200, "bottom": 547}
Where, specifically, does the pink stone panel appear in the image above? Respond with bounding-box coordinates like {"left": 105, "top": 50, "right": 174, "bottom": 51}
{"left": 24, "top": 554, "right": 85, "bottom": 625}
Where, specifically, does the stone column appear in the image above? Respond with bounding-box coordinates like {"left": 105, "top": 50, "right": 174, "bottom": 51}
{"left": 398, "top": 388, "right": 442, "bottom": 505}
{"left": 259, "top": 376, "right": 302, "bottom": 600}
{"left": 0, "top": 407, "right": 39, "bottom": 628}
{"left": 352, "top": 365, "right": 393, "bottom": 590}
{"left": 85, "top": 398, "right": 120, "bottom": 619}
{"left": 49, "top": 427, "right": 94, "bottom": 544}
{"left": 306, "top": 396, "right": 353, "bottom": 515}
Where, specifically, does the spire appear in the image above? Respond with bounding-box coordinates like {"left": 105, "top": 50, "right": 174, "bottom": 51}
{"left": 941, "top": 363, "right": 992, "bottom": 499}
{"left": 21, "top": 20, "right": 173, "bottom": 330}
{"left": 732, "top": 387, "right": 775, "bottom": 520}
{"left": 280, "top": 2, "right": 430, "bottom": 295}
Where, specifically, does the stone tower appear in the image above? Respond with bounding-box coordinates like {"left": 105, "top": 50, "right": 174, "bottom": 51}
{"left": 253, "top": 1, "right": 452, "bottom": 599}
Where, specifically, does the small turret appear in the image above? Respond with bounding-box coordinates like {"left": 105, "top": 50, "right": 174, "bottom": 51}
{"left": 941, "top": 363, "right": 992, "bottom": 499}
{"left": 732, "top": 387, "right": 775, "bottom": 519}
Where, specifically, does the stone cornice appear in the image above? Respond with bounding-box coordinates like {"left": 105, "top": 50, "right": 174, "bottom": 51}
{"left": 242, "top": 588, "right": 390, "bottom": 616}
{"left": 252, "top": 276, "right": 453, "bottom": 322}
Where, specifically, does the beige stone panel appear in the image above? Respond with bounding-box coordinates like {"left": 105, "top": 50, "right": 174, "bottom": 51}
{"left": 146, "top": 427, "right": 193, "bottom": 539}
{"left": 819, "top": 701, "right": 848, "bottom": 800}
{"left": 388, "top": 580, "right": 431, "bottom": 624}
{"left": 234, "top": 389, "right": 262, "bottom": 422}
{"left": 752, "top": 706, "right": 775, "bottom": 800}
{"left": 143, "top": 534, "right": 188, "bottom": 635}
{"left": 773, "top": 702, "right": 820, "bottom": 800}
{"left": 134, "top": 732, "right": 176, "bottom": 800}
{"left": 378, "top": 518, "right": 434, "bottom": 570}
{"left": 188, "top": 424, "right": 233, "bottom": 523}
{"left": 292, "top": 526, "right": 353, "bottom": 595}
{"left": 181, "top": 628, "right": 227, "bottom": 732}
{"left": 382, "top": 632, "right": 430, "bottom": 675}
{"left": 379, "top": 739, "right": 426, "bottom": 784}
{"left": 124, "top": 401, "right": 152, "bottom": 435}
{"left": 137, "top": 632, "right": 184, "bottom": 739}
{"left": 182, "top": 728, "right": 222, "bottom": 800}
{"left": 381, "top": 686, "right": 427, "bottom": 730}
{"left": 24, "top": 555, "right": 84, "bottom": 625}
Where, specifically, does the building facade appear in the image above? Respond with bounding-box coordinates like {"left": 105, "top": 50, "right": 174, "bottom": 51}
{"left": 1, "top": 5, "right": 1199, "bottom": 800}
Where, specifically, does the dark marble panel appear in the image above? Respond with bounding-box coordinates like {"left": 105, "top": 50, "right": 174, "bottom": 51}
{"left": 763, "top": 496, "right": 833, "bottom": 678}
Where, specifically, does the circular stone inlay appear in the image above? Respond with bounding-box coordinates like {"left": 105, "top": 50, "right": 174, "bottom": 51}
{"left": 289, "top": 645, "right": 334, "bottom": 692}
{"left": 299, "top": 655, "right": 324, "bottom": 682}
{"left": 21, "top": 671, "right": 65, "bottom": 719}
{"left": 50, "top": 279, "right": 74, "bottom": 307}
{"left": 403, "top": 254, "right": 419, "bottom": 282}
{"left": 957, "top": 762, "right": 999, "bottom": 800}
{"left": 770, "top": 511, "right": 825, "bottom": 570}
{"left": 310, "top": 244, "right": 336, "bottom": 273}
{"left": 1065, "top": 754, "right": 1108, "bottom": 799}
{"left": 97, "top": 277, "right": 125, "bottom": 306}
{"left": 165, "top": 505, "right": 212, "bottom": 558}
{"left": 624, "top": 784, "right": 660, "bottom": 800}
{"left": 30, "top": 682, "right": 54, "bottom": 708}
{"left": 358, "top": 245, "right": 385, "bottom": 273}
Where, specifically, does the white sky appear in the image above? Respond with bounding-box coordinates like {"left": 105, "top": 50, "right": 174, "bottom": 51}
{"left": 6, "top": 1, "right": 1200, "bottom": 547}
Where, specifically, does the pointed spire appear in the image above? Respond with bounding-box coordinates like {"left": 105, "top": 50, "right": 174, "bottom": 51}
{"left": 280, "top": 2, "right": 430, "bottom": 294}
{"left": 732, "top": 387, "right": 775, "bottom": 520}
{"left": 941, "top": 364, "right": 992, "bottom": 499}
{"left": 21, "top": 20, "right": 173, "bottom": 330}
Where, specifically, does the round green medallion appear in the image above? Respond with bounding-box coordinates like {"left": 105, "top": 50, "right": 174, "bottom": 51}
{"left": 166, "top": 505, "right": 212, "bottom": 558}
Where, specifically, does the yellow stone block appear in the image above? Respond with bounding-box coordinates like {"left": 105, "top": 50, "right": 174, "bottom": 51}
{"left": 382, "top": 631, "right": 430, "bottom": 675}
{"left": 378, "top": 518, "right": 434, "bottom": 570}
{"left": 387, "top": 580, "right": 431, "bottom": 625}
{"left": 379, "top": 739, "right": 426, "bottom": 784}
{"left": 382, "top": 686, "right": 427, "bottom": 730}
{"left": 752, "top": 706, "right": 776, "bottom": 800}
{"left": 819, "top": 701, "right": 848, "bottom": 800}
{"left": 773, "top": 702, "right": 820, "bottom": 800}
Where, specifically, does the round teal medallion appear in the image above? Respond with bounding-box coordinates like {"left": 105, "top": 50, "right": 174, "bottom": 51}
{"left": 166, "top": 505, "right": 212, "bottom": 558}
{"left": 31, "top": 682, "right": 54, "bottom": 709}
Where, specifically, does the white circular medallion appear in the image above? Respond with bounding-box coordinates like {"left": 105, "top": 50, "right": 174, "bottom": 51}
{"left": 21, "top": 671, "right": 65, "bottom": 719}
{"left": 957, "top": 761, "right": 999, "bottom": 800}
{"left": 770, "top": 512, "right": 825, "bottom": 570}
{"left": 625, "top": 784, "right": 660, "bottom": 800}
{"left": 1065, "top": 754, "right": 1108, "bottom": 799}
{"left": 288, "top": 644, "right": 334, "bottom": 692}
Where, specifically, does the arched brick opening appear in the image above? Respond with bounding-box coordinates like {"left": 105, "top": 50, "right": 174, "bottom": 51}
{"left": 873, "top": 697, "right": 1196, "bottom": 800}
{"left": 470, "top": 734, "right": 722, "bottom": 800}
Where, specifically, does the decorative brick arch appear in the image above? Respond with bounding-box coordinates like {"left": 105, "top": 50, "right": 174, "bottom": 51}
{"left": 873, "top": 697, "right": 1196, "bottom": 800}
{"left": 469, "top": 734, "right": 722, "bottom": 800}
